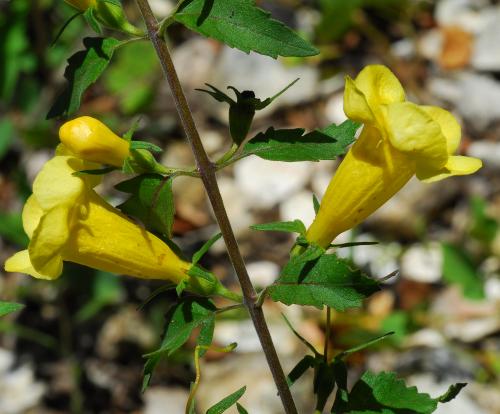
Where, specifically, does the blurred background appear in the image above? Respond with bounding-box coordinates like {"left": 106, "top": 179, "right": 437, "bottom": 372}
{"left": 1, "top": 0, "right": 499, "bottom": 412}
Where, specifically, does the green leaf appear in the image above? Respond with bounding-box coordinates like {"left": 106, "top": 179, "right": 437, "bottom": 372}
{"left": 332, "top": 371, "right": 461, "bottom": 414}
{"left": 116, "top": 173, "right": 175, "bottom": 237}
{"left": 52, "top": 11, "right": 83, "bottom": 46}
{"left": 287, "top": 355, "right": 315, "bottom": 386}
{"left": 146, "top": 297, "right": 217, "bottom": 357}
{"left": 73, "top": 166, "right": 117, "bottom": 176}
{"left": 47, "top": 37, "right": 120, "bottom": 119}
{"left": 293, "top": 244, "right": 325, "bottom": 264}
{"left": 242, "top": 120, "right": 358, "bottom": 162}
{"left": 251, "top": 219, "right": 306, "bottom": 235}
{"left": 269, "top": 253, "right": 379, "bottom": 311}
{"left": 312, "top": 194, "right": 320, "bottom": 215}
{"left": 469, "top": 197, "right": 498, "bottom": 243}
{"left": 174, "top": 0, "right": 318, "bottom": 58}
{"left": 442, "top": 243, "right": 484, "bottom": 300}
{"left": 437, "top": 383, "right": 467, "bottom": 403}
{"left": 335, "top": 332, "right": 394, "bottom": 359}
{"left": 0, "top": 212, "right": 29, "bottom": 247}
{"left": 206, "top": 386, "right": 246, "bottom": 414}
{"left": 192, "top": 232, "right": 223, "bottom": 265}
{"left": 84, "top": 8, "right": 102, "bottom": 33}
{"left": 236, "top": 403, "right": 249, "bottom": 414}
{"left": 0, "top": 302, "right": 24, "bottom": 317}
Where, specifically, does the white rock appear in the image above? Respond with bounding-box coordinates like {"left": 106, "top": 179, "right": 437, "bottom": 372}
{"left": 435, "top": 0, "right": 486, "bottom": 33}
{"left": 472, "top": 9, "right": 500, "bottom": 70}
{"left": 149, "top": 0, "right": 175, "bottom": 17}
{"left": 400, "top": 243, "right": 443, "bottom": 283}
{"left": 143, "top": 387, "right": 189, "bottom": 414}
{"left": 485, "top": 277, "right": 500, "bottom": 301}
{"left": 233, "top": 157, "right": 312, "bottom": 209}
{"left": 311, "top": 165, "right": 334, "bottom": 200}
{"left": 280, "top": 190, "right": 316, "bottom": 228}
{"left": 246, "top": 261, "right": 280, "bottom": 288}
{"left": 0, "top": 348, "right": 45, "bottom": 414}
{"left": 429, "top": 72, "right": 500, "bottom": 129}
{"left": 217, "top": 176, "right": 254, "bottom": 236}
{"left": 468, "top": 141, "right": 500, "bottom": 170}
{"left": 391, "top": 38, "right": 416, "bottom": 59}
{"left": 445, "top": 317, "right": 500, "bottom": 342}
{"left": 404, "top": 329, "right": 446, "bottom": 348}
{"left": 209, "top": 46, "right": 318, "bottom": 117}
{"left": 325, "top": 93, "right": 347, "bottom": 125}
{"left": 407, "top": 374, "right": 486, "bottom": 414}
{"left": 173, "top": 39, "right": 218, "bottom": 90}
{"left": 418, "top": 29, "right": 443, "bottom": 61}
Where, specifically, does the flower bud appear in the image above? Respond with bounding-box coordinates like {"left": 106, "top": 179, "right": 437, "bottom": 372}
{"left": 94, "top": 1, "right": 144, "bottom": 36}
{"left": 59, "top": 116, "right": 130, "bottom": 167}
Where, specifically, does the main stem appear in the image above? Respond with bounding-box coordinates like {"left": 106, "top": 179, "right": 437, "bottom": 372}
{"left": 135, "top": 2, "right": 298, "bottom": 413}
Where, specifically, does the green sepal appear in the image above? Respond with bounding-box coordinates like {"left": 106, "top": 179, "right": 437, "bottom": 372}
{"left": 192, "top": 232, "right": 223, "bottom": 265}
{"left": 84, "top": 7, "right": 102, "bottom": 33}
{"left": 122, "top": 148, "right": 168, "bottom": 174}
{"left": 293, "top": 243, "right": 325, "bottom": 264}
{"left": 94, "top": 0, "right": 145, "bottom": 36}
{"left": 130, "top": 141, "right": 163, "bottom": 153}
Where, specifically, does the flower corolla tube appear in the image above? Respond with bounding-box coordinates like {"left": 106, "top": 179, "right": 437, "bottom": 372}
{"left": 306, "top": 65, "right": 482, "bottom": 248}
{"left": 4, "top": 155, "right": 190, "bottom": 283}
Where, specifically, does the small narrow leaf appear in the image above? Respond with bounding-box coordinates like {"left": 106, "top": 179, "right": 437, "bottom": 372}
{"left": 282, "top": 314, "right": 319, "bottom": 356}
{"left": 146, "top": 298, "right": 217, "bottom": 357}
{"left": 115, "top": 173, "right": 175, "bottom": 237}
{"left": 437, "top": 383, "right": 467, "bottom": 403}
{"left": 251, "top": 220, "right": 306, "bottom": 235}
{"left": 130, "top": 141, "right": 163, "bottom": 153}
{"left": 269, "top": 253, "right": 379, "bottom": 310}
{"left": 236, "top": 403, "right": 249, "bottom": 414}
{"left": 73, "top": 166, "right": 117, "bottom": 176}
{"left": 206, "top": 386, "right": 246, "bottom": 414}
{"left": 312, "top": 194, "right": 320, "bottom": 215}
{"left": 48, "top": 37, "right": 119, "bottom": 118}
{"left": 174, "top": 0, "right": 318, "bottom": 58}
{"left": 335, "top": 332, "right": 394, "bottom": 359}
{"left": 242, "top": 120, "right": 358, "bottom": 162}
{"left": 287, "top": 355, "right": 315, "bottom": 386}
{"left": 0, "top": 301, "right": 24, "bottom": 317}
{"left": 192, "top": 232, "right": 223, "bottom": 265}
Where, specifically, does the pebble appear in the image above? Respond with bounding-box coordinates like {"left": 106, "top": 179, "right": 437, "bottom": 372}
{"left": 472, "top": 8, "right": 500, "bottom": 70}
{"left": 143, "top": 387, "right": 189, "bottom": 414}
{"left": 233, "top": 157, "right": 312, "bottom": 209}
{"left": 324, "top": 93, "right": 347, "bottom": 125}
{"left": 468, "top": 141, "right": 500, "bottom": 170}
{"left": 279, "top": 190, "right": 316, "bottom": 228}
{"left": 400, "top": 243, "right": 443, "bottom": 284}
{"left": 246, "top": 261, "right": 280, "bottom": 288}
{"left": 404, "top": 329, "right": 446, "bottom": 348}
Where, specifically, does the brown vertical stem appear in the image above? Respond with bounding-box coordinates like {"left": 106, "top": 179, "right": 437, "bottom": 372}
{"left": 135, "top": 1, "right": 298, "bottom": 413}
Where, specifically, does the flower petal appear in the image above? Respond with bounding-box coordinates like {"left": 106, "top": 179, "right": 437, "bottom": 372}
{"left": 420, "top": 106, "right": 461, "bottom": 154}
{"left": 384, "top": 102, "right": 448, "bottom": 170}
{"left": 32, "top": 156, "right": 99, "bottom": 210}
{"left": 343, "top": 76, "right": 375, "bottom": 124}
{"left": 28, "top": 205, "right": 69, "bottom": 278}
{"left": 416, "top": 155, "right": 483, "bottom": 183}
{"left": 354, "top": 65, "right": 405, "bottom": 108}
{"left": 4, "top": 250, "right": 51, "bottom": 279}
{"left": 22, "top": 195, "right": 43, "bottom": 239}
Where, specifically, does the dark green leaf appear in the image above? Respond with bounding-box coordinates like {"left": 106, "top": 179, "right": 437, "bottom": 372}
{"left": 174, "top": 0, "right": 318, "bottom": 58}
{"left": 287, "top": 355, "right": 315, "bottom": 386}
{"left": 335, "top": 332, "right": 394, "bottom": 359}
{"left": 442, "top": 243, "right": 484, "bottom": 300}
{"left": 334, "top": 371, "right": 439, "bottom": 414}
{"left": 47, "top": 37, "right": 119, "bottom": 118}
{"left": 236, "top": 403, "right": 249, "bottom": 414}
{"left": 0, "top": 212, "right": 29, "bottom": 247}
{"left": 142, "top": 353, "right": 162, "bottom": 392}
{"left": 146, "top": 298, "right": 217, "bottom": 358}
{"left": 314, "top": 362, "right": 336, "bottom": 412}
{"left": 269, "top": 253, "right": 379, "bottom": 310}
{"left": 206, "top": 386, "right": 246, "bottom": 414}
{"left": 0, "top": 302, "right": 24, "bottom": 317}
{"left": 192, "top": 232, "right": 223, "bottom": 265}
{"left": 331, "top": 241, "right": 379, "bottom": 248}
{"left": 242, "top": 120, "right": 358, "bottom": 162}
{"left": 84, "top": 8, "right": 102, "bottom": 33}
{"left": 437, "top": 383, "right": 467, "bottom": 403}
{"left": 251, "top": 220, "right": 306, "bottom": 235}
{"left": 73, "top": 166, "right": 117, "bottom": 176}
{"left": 116, "top": 173, "right": 175, "bottom": 237}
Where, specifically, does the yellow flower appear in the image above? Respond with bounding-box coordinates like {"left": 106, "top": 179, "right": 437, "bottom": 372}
{"left": 4, "top": 155, "right": 190, "bottom": 283}
{"left": 59, "top": 117, "right": 130, "bottom": 168}
{"left": 64, "top": 0, "right": 97, "bottom": 11}
{"left": 307, "top": 65, "right": 482, "bottom": 248}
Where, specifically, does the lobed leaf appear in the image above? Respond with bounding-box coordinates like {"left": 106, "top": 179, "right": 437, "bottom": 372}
{"left": 269, "top": 253, "right": 379, "bottom": 311}
{"left": 115, "top": 173, "right": 175, "bottom": 237}
{"left": 47, "top": 37, "right": 119, "bottom": 118}
{"left": 174, "top": 0, "right": 318, "bottom": 58}
{"left": 242, "top": 120, "right": 359, "bottom": 162}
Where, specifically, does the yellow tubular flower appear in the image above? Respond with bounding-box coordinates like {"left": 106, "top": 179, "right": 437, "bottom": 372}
{"left": 307, "top": 65, "right": 482, "bottom": 248}
{"left": 59, "top": 117, "right": 130, "bottom": 168}
{"left": 64, "top": 0, "right": 97, "bottom": 11}
{"left": 4, "top": 155, "right": 189, "bottom": 283}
